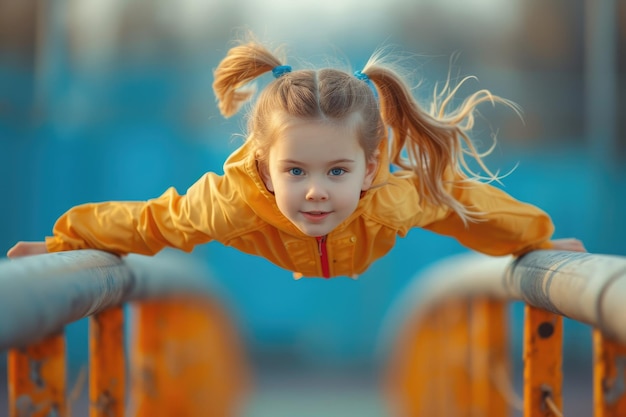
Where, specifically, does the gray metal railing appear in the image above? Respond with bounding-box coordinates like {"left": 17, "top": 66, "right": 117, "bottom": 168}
{"left": 382, "top": 250, "right": 626, "bottom": 346}
{"left": 0, "top": 249, "right": 220, "bottom": 350}
{"left": 0, "top": 249, "right": 247, "bottom": 417}
{"left": 382, "top": 249, "right": 626, "bottom": 417}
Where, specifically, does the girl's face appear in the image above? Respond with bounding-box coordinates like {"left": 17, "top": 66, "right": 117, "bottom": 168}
{"left": 260, "top": 119, "right": 378, "bottom": 237}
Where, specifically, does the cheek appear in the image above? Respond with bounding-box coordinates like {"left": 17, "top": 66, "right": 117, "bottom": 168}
{"left": 273, "top": 181, "right": 298, "bottom": 207}
{"left": 337, "top": 181, "right": 363, "bottom": 206}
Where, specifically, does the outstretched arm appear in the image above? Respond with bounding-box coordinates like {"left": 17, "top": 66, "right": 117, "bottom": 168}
{"left": 43, "top": 186, "right": 214, "bottom": 256}
{"left": 420, "top": 178, "right": 585, "bottom": 256}
{"left": 10, "top": 172, "right": 238, "bottom": 257}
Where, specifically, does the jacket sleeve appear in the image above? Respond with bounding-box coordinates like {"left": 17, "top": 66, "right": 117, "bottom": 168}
{"left": 45, "top": 173, "right": 234, "bottom": 255}
{"left": 420, "top": 179, "right": 555, "bottom": 257}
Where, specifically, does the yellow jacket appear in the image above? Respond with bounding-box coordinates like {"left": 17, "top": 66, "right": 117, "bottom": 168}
{"left": 46, "top": 139, "right": 554, "bottom": 279}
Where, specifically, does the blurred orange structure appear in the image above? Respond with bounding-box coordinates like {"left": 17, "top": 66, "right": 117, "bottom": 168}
{"left": 1, "top": 251, "right": 249, "bottom": 417}
{"left": 383, "top": 251, "right": 626, "bottom": 417}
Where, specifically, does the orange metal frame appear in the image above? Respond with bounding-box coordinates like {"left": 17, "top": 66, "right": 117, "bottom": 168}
{"left": 5, "top": 287, "right": 626, "bottom": 416}
{"left": 386, "top": 299, "right": 626, "bottom": 417}
{"left": 5, "top": 299, "right": 249, "bottom": 417}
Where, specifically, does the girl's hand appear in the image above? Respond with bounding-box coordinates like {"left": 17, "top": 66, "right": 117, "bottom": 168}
{"left": 7, "top": 241, "right": 48, "bottom": 258}
{"left": 550, "top": 238, "right": 586, "bottom": 253}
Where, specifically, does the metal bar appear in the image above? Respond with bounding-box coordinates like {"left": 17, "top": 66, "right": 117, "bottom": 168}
{"left": 89, "top": 307, "right": 125, "bottom": 417}
{"left": 8, "top": 333, "right": 67, "bottom": 417}
{"left": 382, "top": 251, "right": 626, "bottom": 417}
{"left": 469, "top": 298, "right": 493, "bottom": 416}
{"left": 384, "top": 297, "right": 513, "bottom": 417}
{"left": 594, "top": 330, "right": 626, "bottom": 417}
{"left": 1, "top": 249, "right": 246, "bottom": 417}
{"left": 0, "top": 249, "right": 217, "bottom": 350}
{"left": 0, "top": 250, "right": 131, "bottom": 350}
{"left": 437, "top": 300, "right": 472, "bottom": 416}
{"left": 128, "top": 299, "right": 250, "bottom": 417}
{"left": 470, "top": 298, "right": 510, "bottom": 416}
{"left": 383, "top": 299, "right": 473, "bottom": 417}
{"left": 505, "top": 251, "right": 626, "bottom": 344}
{"left": 381, "top": 251, "right": 626, "bottom": 345}
{"left": 523, "top": 306, "right": 563, "bottom": 417}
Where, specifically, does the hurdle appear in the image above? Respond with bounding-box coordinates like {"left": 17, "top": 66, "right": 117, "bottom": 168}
{"left": 0, "top": 250, "right": 249, "bottom": 417}
{"left": 382, "top": 250, "right": 626, "bottom": 417}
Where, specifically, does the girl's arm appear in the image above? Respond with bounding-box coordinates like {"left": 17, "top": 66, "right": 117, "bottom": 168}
{"left": 44, "top": 185, "right": 215, "bottom": 256}
{"left": 11, "top": 173, "right": 235, "bottom": 257}
{"left": 421, "top": 179, "right": 585, "bottom": 256}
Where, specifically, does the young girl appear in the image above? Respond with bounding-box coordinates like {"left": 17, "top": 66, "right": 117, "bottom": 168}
{"left": 7, "top": 38, "right": 585, "bottom": 278}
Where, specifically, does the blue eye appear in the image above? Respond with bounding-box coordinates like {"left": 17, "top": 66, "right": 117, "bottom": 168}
{"left": 329, "top": 168, "right": 345, "bottom": 176}
{"left": 289, "top": 168, "right": 304, "bottom": 176}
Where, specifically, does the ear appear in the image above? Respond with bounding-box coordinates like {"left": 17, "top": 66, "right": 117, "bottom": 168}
{"left": 257, "top": 160, "right": 274, "bottom": 192}
{"left": 361, "top": 151, "right": 379, "bottom": 191}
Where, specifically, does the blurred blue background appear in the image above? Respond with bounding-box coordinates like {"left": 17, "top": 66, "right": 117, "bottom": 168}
{"left": 0, "top": 0, "right": 624, "bottom": 415}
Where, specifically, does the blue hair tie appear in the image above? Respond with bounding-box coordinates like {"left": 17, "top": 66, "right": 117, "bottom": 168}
{"left": 272, "top": 65, "right": 292, "bottom": 78}
{"left": 354, "top": 70, "right": 378, "bottom": 100}
{"left": 353, "top": 70, "right": 370, "bottom": 82}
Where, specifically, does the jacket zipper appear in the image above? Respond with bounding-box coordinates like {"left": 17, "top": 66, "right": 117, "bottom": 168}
{"left": 316, "top": 236, "right": 330, "bottom": 279}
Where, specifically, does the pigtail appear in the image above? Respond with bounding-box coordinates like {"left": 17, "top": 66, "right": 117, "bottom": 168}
{"left": 213, "top": 40, "right": 283, "bottom": 118}
{"left": 364, "top": 60, "right": 520, "bottom": 224}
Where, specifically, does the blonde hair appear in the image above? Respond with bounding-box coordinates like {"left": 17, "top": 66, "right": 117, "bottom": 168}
{"left": 213, "top": 39, "right": 519, "bottom": 224}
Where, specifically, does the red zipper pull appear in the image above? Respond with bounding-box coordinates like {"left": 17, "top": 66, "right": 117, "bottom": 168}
{"left": 316, "top": 236, "right": 330, "bottom": 279}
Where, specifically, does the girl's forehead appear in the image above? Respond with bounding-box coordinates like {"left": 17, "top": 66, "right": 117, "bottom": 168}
{"left": 276, "top": 114, "right": 361, "bottom": 140}
{"left": 270, "top": 119, "right": 365, "bottom": 161}
{"left": 279, "top": 119, "right": 356, "bottom": 143}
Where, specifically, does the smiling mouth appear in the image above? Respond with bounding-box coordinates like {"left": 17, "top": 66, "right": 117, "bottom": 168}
{"left": 301, "top": 211, "right": 331, "bottom": 221}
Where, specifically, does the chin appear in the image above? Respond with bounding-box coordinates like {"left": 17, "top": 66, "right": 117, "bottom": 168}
{"left": 298, "top": 225, "right": 334, "bottom": 237}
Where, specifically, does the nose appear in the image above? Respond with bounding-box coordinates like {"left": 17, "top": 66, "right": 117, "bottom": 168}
{"left": 305, "top": 179, "right": 329, "bottom": 201}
